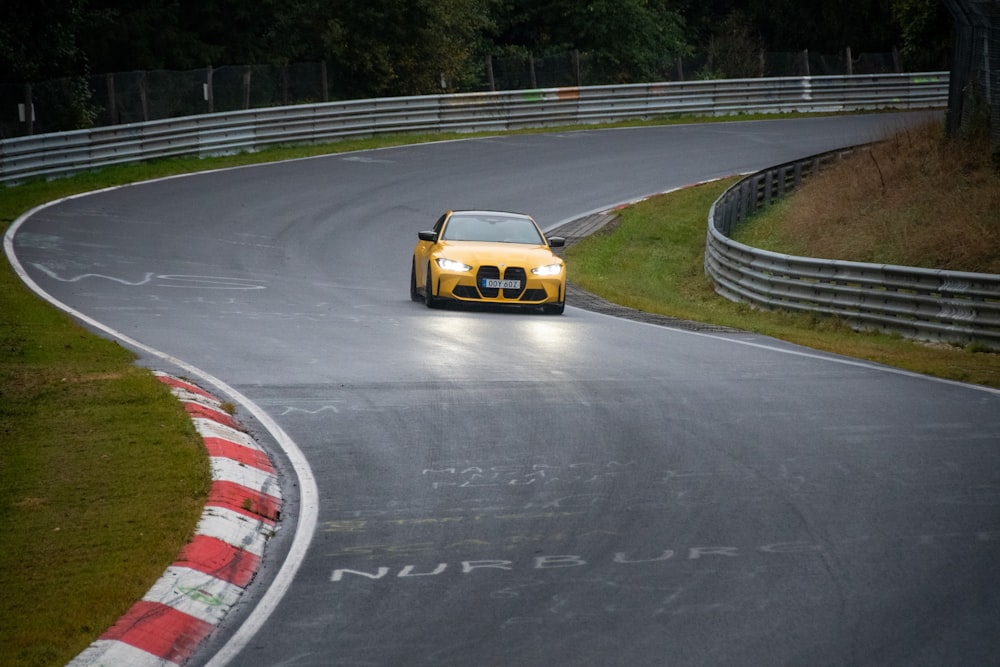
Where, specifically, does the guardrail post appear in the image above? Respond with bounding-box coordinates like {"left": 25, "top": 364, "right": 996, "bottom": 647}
{"left": 747, "top": 176, "right": 761, "bottom": 216}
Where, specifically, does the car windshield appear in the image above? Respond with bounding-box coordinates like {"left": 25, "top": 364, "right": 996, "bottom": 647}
{"left": 441, "top": 215, "right": 544, "bottom": 244}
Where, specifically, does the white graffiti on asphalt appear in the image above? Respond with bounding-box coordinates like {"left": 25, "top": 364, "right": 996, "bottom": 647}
{"left": 31, "top": 264, "right": 266, "bottom": 290}
{"left": 330, "top": 530, "right": 1000, "bottom": 583}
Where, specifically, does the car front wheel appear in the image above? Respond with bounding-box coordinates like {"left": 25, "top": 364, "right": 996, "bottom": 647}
{"left": 410, "top": 261, "right": 422, "bottom": 302}
{"left": 424, "top": 262, "right": 438, "bottom": 308}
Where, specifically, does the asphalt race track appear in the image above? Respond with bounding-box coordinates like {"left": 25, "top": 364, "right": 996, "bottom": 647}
{"left": 12, "top": 114, "right": 1000, "bottom": 666}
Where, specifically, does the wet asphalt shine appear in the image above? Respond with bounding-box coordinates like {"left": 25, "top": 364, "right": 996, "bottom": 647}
{"left": 13, "top": 113, "right": 1000, "bottom": 666}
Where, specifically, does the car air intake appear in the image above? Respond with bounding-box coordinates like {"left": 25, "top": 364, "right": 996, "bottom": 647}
{"left": 502, "top": 267, "right": 526, "bottom": 299}
{"left": 477, "top": 266, "right": 501, "bottom": 297}
{"left": 519, "top": 289, "right": 547, "bottom": 302}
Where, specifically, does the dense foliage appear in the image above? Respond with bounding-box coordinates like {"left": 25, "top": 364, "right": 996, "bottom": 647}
{"left": 1, "top": 0, "right": 951, "bottom": 96}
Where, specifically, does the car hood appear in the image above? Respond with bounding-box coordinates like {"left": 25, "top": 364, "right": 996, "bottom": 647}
{"left": 435, "top": 241, "right": 562, "bottom": 266}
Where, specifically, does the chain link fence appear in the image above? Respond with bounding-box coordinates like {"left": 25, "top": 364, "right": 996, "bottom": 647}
{"left": 477, "top": 49, "right": 900, "bottom": 92}
{"left": 1, "top": 50, "right": 904, "bottom": 139}
{"left": 942, "top": 0, "right": 999, "bottom": 162}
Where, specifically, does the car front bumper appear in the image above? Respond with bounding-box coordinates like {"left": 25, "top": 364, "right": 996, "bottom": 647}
{"left": 435, "top": 271, "right": 564, "bottom": 305}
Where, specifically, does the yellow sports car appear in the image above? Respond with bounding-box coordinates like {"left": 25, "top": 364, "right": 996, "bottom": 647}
{"left": 411, "top": 210, "right": 567, "bottom": 314}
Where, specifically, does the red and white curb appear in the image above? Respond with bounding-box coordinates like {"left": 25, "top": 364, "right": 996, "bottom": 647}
{"left": 67, "top": 372, "right": 281, "bottom": 667}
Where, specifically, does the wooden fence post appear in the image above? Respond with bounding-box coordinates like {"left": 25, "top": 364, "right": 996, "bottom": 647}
{"left": 106, "top": 73, "right": 118, "bottom": 124}
{"left": 140, "top": 73, "right": 149, "bottom": 122}
{"left": 24, "top": 83, "right": 34, "bottom": 135}
{"left": 243, "top": 66, "right": 252, "bottom": 109}
{"left": 206, "top": 66, "right": 214, "bottom": 113}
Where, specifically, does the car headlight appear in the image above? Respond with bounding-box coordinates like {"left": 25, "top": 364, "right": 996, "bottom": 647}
{"left": 531, "top": 263, "right": 563, "bottom": 276}
{"left": 436, "top": 257, "right": 472, "bottom": 272}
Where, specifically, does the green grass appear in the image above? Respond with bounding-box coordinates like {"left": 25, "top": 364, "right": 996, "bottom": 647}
{"left": 568, "top": 177, "right": 1000, "bottom": 389}
{"left": 2, "top": 112, "right": 996, "bottom": 665}
{"left": 569, "top": 180, "right": 742, "bottom": 324}
{"left": 0, "top": 266, "right": 211, "bottom": 666}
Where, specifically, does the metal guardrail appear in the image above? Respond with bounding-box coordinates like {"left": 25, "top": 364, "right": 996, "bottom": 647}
{"left": 705, "top": 150, "right": 1000, "bottom": 350}
{"left": 1, "top": 72, "right": 947, "bottom": 184}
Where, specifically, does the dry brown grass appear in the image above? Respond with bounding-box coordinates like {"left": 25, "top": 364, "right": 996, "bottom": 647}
{"left": 742, "top": 121, "right": 1000, "bottom": 274}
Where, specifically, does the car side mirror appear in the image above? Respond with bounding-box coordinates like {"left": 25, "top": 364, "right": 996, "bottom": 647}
{"left": 418, "top": 230, "right": 438, "bottom": 242}
{"left": 547, "top": 236, "right": 566, "bottom": 248}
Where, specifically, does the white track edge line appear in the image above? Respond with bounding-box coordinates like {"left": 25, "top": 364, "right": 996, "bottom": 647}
{"left": 549, "top": 180, "right": 1000, "bottom": 398}
{"left": 578, "top": 306, "right": 1000, "bottom": 396}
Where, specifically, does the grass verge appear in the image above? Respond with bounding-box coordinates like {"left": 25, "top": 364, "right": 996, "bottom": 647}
{"left": 734, "top": 121, "right": 1000, "bottom": 273}
{"left": 567, "top": 123, "right": 1000, "bottom": 389}
{"left": 0, "top": 271, "right": 211, "bottom": 666}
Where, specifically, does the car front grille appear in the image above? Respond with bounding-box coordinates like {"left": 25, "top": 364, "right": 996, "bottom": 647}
{"left": 474, "top": 266, "right": 526, "bottom": 300}
{"left": 476, "top": 266, "right": 501, "bottom": 298}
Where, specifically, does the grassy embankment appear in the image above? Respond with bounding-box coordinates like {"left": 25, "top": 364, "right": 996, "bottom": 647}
{"left": 1, "top": 115, "right": 997, "bottom": 666}
{"left": 567, "top": 119, "right": 1000, "bottom": 387}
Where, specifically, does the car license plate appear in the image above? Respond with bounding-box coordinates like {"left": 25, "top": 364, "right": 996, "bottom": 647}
{"left": 482, "top": 278, "right": 521, "bottom": 289}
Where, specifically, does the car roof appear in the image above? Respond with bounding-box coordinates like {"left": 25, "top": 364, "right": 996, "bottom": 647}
{"left": 449, "top": 210, "right": 532, "bottom": 219}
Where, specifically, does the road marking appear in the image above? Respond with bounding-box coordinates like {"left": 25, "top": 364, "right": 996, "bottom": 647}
{"left": 329, "top": 530, "right": 1000, "bottom": 584}
{"left": 342, "top": 155, "right": 394, "bottom": 163}
{"left": 30, "top": 263, "right": 266, "bottom": 289}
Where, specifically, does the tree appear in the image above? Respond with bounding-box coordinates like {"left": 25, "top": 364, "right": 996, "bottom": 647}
{"left": 750, "top": 0, "right": 898, "bottom": 52}
{"left": 571, "top": 0, "right": 689, "bottom": 82}
{"left": 491, "top": 0, "right": 688, "bottom": 82}
{"left": 0, "top": 0, "right": 97, "bottom": 131}
{"left": 325, "top": 0, "right": 495, "bottom": 98}
{"left": 680, "top": 0, "right": 901, "bottom": 54}
{"left": 79, "top": 0, "right": 213, "bottom": 71}
{"left": 892, "top": 0, "right": 952, "bottom": 71}
{"left": 702, "top": 10, "right": 765, "bottom": 78}
{"left": 78, "top": 0, "right": 338, "bottom": 72}
{"left": 0, "top": 0, "right": 89, "bottom": 81}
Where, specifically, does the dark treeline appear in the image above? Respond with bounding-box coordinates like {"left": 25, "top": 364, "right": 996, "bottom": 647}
{"left": 1, "top": 0, "right": 951, "bottom": 97}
